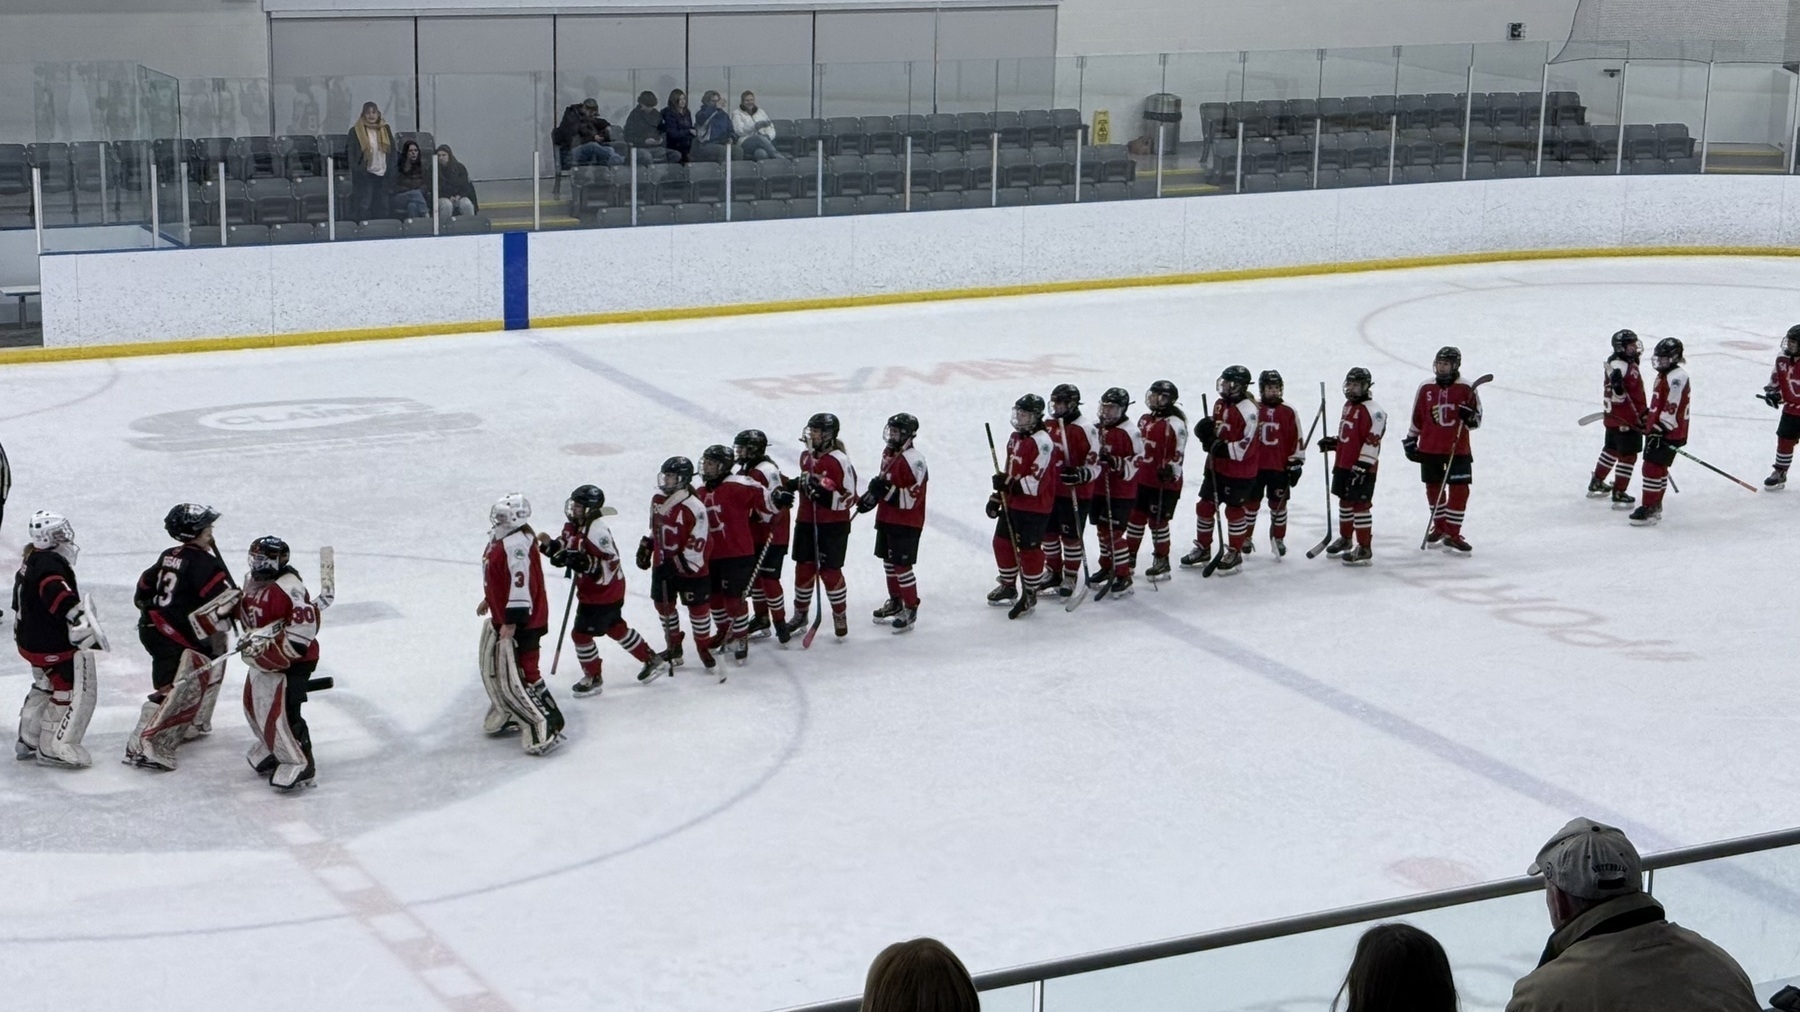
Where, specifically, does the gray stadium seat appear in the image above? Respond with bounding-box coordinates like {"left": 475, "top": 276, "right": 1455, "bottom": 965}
{"left": 688, "top": 163, "right": 725, "bottom": 204}
{"left": 248, "top": 178, "right": 295, "bottom": 223}
{"left": 355, "top": 218, "right": 403, "bottom": 239}
{"left": 861, "top": 116, "right": 900, "bottom": 155}
{"left": 268, "top": 221, "right": 316, "bottom": 244}
{"left": 1029, "top": 184, "right": 1070, "bottom": 205}
{"left": 675, "top": 203, "right": 720, "bottom": 225}
{"left": 225, "top": 222, "right": 269, "bottom": 245}
{"left": 857, "top": 194, "right": 902, "bottom": 214}
{"left": 637, "top": 204, "right": 676, "bottom": 226}
{"left": 444, "top": 214, "right": 493, "bottom": 234}
{"left": 821, "top": 195, "right": 858, "bottom": 216}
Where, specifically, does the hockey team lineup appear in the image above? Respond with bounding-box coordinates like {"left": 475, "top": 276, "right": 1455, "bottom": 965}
{"left": 4, "top": 257, "right": 1799, "bottom": 1011}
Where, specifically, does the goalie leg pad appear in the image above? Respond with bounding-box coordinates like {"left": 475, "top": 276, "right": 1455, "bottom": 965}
{"left": 190, "top": 651, "right": 225, "bottom": 737}
{"left": 16, "top": 668, "right": 51, "bottom": 760}
{"left": 483, "top": 626, "right": 553, "bottom": 752}
{"left": 135, "top": 651, "right": 218, "bottom": 769}
{"left": 242, "top": 664, "right": 306, "bottom": 781}
{"left": 477, "top": 623, "right": 519, "bottom": 735}
{"left": 36, "top": 654, "right": 95, "bottom": 769}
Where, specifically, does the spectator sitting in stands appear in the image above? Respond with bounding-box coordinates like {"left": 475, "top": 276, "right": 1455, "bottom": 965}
{"left": 346, "top": 101, "right": 393, "bottom": 220}
{"left": 434, "top": 145, "right": 478, "bottom": 219}
{"left": 1506, "top": 817, "right": 1759, "bottom": 1012}
{"left": 860, "top": 937, "right": 978, "bottom": 1012}
{"left": 391, "top": 140, "right": 430, "bottom": 219}
{"left": 624, "top": 90, "right": 675, "bottom": 164}
{"left": 555, "top": 98, "right": 622, "bottom": 168}
{"left": 692, "top": 90, "right": 733, "bottom": 163}
{"left": 661, "top": 89, "right": 695, "bottom": 164}
{"left": 1331, "top": 923, "right": 1457, "bottom": 1012}
{"left": 731, "top": 90, "right": 777, "bottom": 161}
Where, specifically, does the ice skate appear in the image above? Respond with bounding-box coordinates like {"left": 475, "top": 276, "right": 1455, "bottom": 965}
{"left": 16, "top": 740, "right": 37, "bottom": 762}
{"left": 637, "top": 655, "right": 673, "bottom": 683}
{"left": 1341, "top": 544, "right": 1372, "bottom": 566}
{"left": 777, "top": 614, "right": 803, "bottom": 644}
{"left": 1438, "top": 534, "right": 1473, "bottom": 554}
{"left": 1270, "top": 537, "right": 1286, "bottom": 557}
{"left": 1766, "top": 468, "right": 1788, "bottom": 490}
{"left": 1586, "top": 477, "right": 1610, "bottom": 498}
{"left": 1611, "top": 489, "right": 1636, "bottom": 510}
{"left": 731, "top": 635, "right": 749, "bottom": 665}
{"left": 1144, "top": 556, "right": 1172, "bottom": 582}
{"left": 695, "top": 640, "right": 717, "bottom": 671}
{"left": 891, "top": 605, "right": 918, "bottom": 633}
{"left": 833, "top": 612, "right": 848, "bottom": 640}
{"left": 1212, "top": 547, "right": 1243, "bottom": 575}
{"left": 1323, "top": 535, "right": 1353, "bottom": 557}
{"left": 1086, "top": 567, "right": 1114, "bottom": 588}
{"left": 1629, "top": 503, "right": 1662, "bottom": 526}
{"left": 662, "top": 638, "right": 685, "bottom": 668}
{"left": 1179, "top": 544, "right": 1210, "bottom": 568}
{"left": 986, "top": 581, "right": 1018, "bottom": 607}
{"left": 872, "top": 598, "right": 903, "bottom": 623}
{"left": 572, "top": 675, "right": 604, "bottom": 697}
{"left": 745, "top": 613, "right": 772, "bottom": 640}
{"left": 1425, "top": 528, "right": 1444, "bottom": 545}
{"left": 1107, "top": 572, "right": 1134, "bottom": 598}
{"left": 1240, "top": 539, "right": 1255, "bottom": 555}
{"left": 250, "top": 754, "right": 279, "bottom": 776}
{"left": 1006, "top": 588, "right": 1037, "bottom": 620}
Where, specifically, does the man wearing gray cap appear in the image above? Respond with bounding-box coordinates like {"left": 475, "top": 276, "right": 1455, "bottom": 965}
{"left": 1506, "top": 817, "right": 1759, "bottom": 1012}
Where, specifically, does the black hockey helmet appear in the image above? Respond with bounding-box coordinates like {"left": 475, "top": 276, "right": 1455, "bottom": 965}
{"left": 1434, "top": 346, "right": 1462, "bottom": 382}
{"left": 1611, "top": 328, "right": 1640, "bottom": 358}
{"left": 1146, "top": 379, "right": 1179, "bottom": 413}
{"left": 1344, "top": 367, "right": 1373, "bottom": 402}
{"left": 1217, "top": 365, "right": 1253, "bottom": 400}
{"left": 1258, "top": 369, "right": 1284, "bottom": 396}
{"left": 733, "top": 428, "right": 768, "bottom": 462}
{"left": 565, "top": 484, "right": 607, "bottom": 523}
{"left": 701, "top": 443, "right": 734, "bottom": 482}
{"left": 1785, "top": 324, "right": 1800, "bottom": 356}
{"left": 1653, "top": 337, "right": 1684, "bottom": 370}
{"left": 1012, "top": 393, "right": 1046, "bottom": 433}
{"left": 1098, "top": 386, "right": 1132, "bottom": 425}
{"left": 1049, "top": 383, "right": 1082, "bottom": 418}
{"left": 247, "top": 535, "right": 290, "bottom": 576}
{"left": 659, "top": 455, "right": 695, "bottom": 492}
{"left": 803, "top": 412, "right": 840, "bottom": 450}
{"left": 884, "top": 412, "right": 919, "bottom": 448}
{"left": 165, "top": 503, "right": 220, "bottom": 542}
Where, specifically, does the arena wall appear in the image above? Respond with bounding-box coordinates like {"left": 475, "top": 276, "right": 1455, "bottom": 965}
{"left": 31, "top": 173, "right": 1800, "bottom": 357}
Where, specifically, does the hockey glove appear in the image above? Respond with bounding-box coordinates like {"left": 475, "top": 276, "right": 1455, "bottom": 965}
{"left": 1763, "top": 385, "right": 1783, "bottom": 408}
{"left": 1609, "top": 369, "right": 1626, "bottom": 396}
{"left": 805, "top": 479, "right": 836, "bottom": 506}
{"left": 1157, "top": 464, "right": 1177, "bottom": 483}
{"left": 990, "top": 473, "right": 1009, "bottom": 493}
{"left": 1286, "top": 461, "right": 1304, "bottom": 487}
{"left": 564, "top": 551, "right": 595, "bottom": 575}
{"left": 1210, "top": 441, "right": 1229, "bottom": 459}
{"left": 771, "top": 488, "right": 796, "bottom": 510}
{"left": 985, "top": 493, "right": 1002, "bottom": 519}
{"left": 1316, "top": 436, "right": 1340, "bottom": 453}
{"left": 865, "top": 476, "right": 893, "bottom": 502}
{"left": 1193, "top": 417, "right": 1217, "bottom": 446}
{"left": 1402, "top": 436, "right": 1421, "bottom": 462}
{"left": 1059, "top": 466, "right": 1086, "bottom": 486}
{"left": 635, "top": 537, "right": 653, "bottom": 571}
{"left": 856, "top": 492, "right": 880, "bottom": 514}
{"left": 1456, "top": 403, "right": 1479, "bottom": 424}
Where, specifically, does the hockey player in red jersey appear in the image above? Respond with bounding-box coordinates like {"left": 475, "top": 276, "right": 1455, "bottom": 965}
{"left": 1246, "top": 370, "right": 1305, "bottom": 557}
{"left": 537, "top": 484, "right": 670, "bottom": 695}
{"left": 1182, "top": 366, "right": 1260, "bottom": 575}
{"left": 1632, "top": 338, "right": 1691, "bottom": 526}
{"left": 1316, "top": 368, "right": 1387, "bottom": 565}
{"left": 480, "top": 493, "right": 564, "bottom": 753}
{"left": 1127, "top": 380, "right": 1187, "bottom": 582}
{"left": 786, "top": 413, "right": 858, "bottom": 641}
{"left": 1760, "top": 324, "right": 1800, "bottom": 490}
{"left": 1588, "top": 329, "right": 1649, "bottom": 509}
{"left": 236, "top": 536, "right": 325, "bottom": 789}
{"left": 698, "top": 444, "right": 783, "bottom": 666}
{"left": 638, "top": 457, "right": 719, "bottom": 669}
{"left": 861, "top": 412, "right": 928, "bottom": 633}
{"left": 1090, "top": 387, "right": 1144, "bottom": 598}
{"left": 13, "top": 511, "right": 102, "bottom": 768}
{"left": 1043, "top": 384, "right": 1100, "bottom": 598}
{"left": 127, "top": 503, "right": 240, "bottom": 770}
{"left": 735, "top": 429, "right": 793, "bottom": 643}
{"left": 1406, "top": 346, "right": 1483, "bottom": 553}
{"left": 988, "top": 394, "right": 1060, "bottom": 618}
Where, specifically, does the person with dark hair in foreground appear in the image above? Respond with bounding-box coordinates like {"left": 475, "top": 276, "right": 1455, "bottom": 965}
{"left": 861, "top": 937, "right": 978, "bottom": 1012}
{"left": 1331, "top": 922, "right": 1457, "bottom": 1012}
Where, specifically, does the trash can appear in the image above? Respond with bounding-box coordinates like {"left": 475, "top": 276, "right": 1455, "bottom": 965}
{"left": 1145, "top": 92, "right": 1183, "bottom": 146}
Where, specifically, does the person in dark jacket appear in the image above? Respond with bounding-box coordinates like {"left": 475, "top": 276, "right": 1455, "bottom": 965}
{"left": 691, "top": 89, "right": 732, "bottom": 163}
{"left": 434, "top": 145, "right": 479, "bottom": 219}
{"left": 345, "top": 101, "right": 393, "bottom": 220}
{"left": 390, "top": 140, "right": 429, "bottom": 219}
{"left": 554, "top": 98, "right": 621, "bottom": 168}
{"left": 660, "top": 89, "right": 695, "bottom": 163}
{"left": 623, "top": 90, "right": 674, "bottom": 165}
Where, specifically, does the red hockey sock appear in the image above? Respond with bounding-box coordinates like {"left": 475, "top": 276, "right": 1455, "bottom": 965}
{"left": 1613, "top": 453, "right": 1637, "bottom": 492}
{"left": 1777, "top": 437, "right": 1796, "bottom": 472}
{"left": 686, "top": 604, "right": 713, "bottom": 641}
{"left": 822, "top": 570, "right": 847, "bottom": 616}
{"left": 1425, "top": 482, "right": 1446, "bottom": 530}
{"left": 1150, "top": 522, "right": 1170, "bottom": 559}
{"left": 1195, "top": 498, "right": 1217, "bottom": 545}
{"left": 893, "top": 564, "right": 919, "bottom": 608}
{"left": 1270, "top": 500, "right": 1288, "bottom": 540}
{"left": 756, "top": 576, "right": 786, "bottom": 624}
{"left": 1443, "top": 484, "right": 1470, "bottom": 536}
{"left": 1593, "top": 451, "right": 1617, "bottom": 484}
{"left": 1643, "top": 461, "right": 1669, "bottom": 507}
{"left": 792, "top": 563, "right": 818, "bottom": 614}
{"left": 517, "top": 648, "right": 541, "bottom": 684}
{"left": 884, "top": 561, "right": 901, "bottom": 600}
{"left": 609, "top": 621, "right": 655, "bottom": 663}
{"left": 993, "top": 534, "right": 1019, "bottom": 573}
{"left": 572, "top": 632, "right": 602, "bottom": 678}
{"left": 656, "top": 604, "right": 682, "bottom": 651}
{"left": 1226, "top": 505, "right": 1247, "bottom": 550}
{"left": 1339, "top": 513, "right": 1353, "bottom": 539}
{"left": 1021, "top": 548, "right": 1046, "bottom": 590}
{"left": 1353, "top": 505, "right": 1373, "bottom": 547}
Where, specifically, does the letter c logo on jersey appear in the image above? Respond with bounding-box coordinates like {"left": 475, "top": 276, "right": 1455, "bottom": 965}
{"left": 1433, "top": 402, "right": 1459, "bottom": 427}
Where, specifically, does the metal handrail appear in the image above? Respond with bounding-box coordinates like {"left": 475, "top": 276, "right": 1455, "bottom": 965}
{"left": 773, "top": 825, "right": 1800, "bottom": 1012}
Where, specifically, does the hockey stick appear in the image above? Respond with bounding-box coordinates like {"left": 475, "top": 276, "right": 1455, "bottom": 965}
{"left": 1276, "top": 395, "right": 1327, "bottom": 561}
{"left": 1577, "top": 411, "right": 1606, "bottom": 426}
{"left": 1673, "top": 446, "right": 1760, "bottom": 493}
{"left": 1199, "top": 395, "right": 1234, "bottom": 579}
{"left": 547, "top": 520, "right": 593, "bottom": 676}
{"left": 1307, "top": 382, "right": 1336, "bottom": 559}
{"left": 1094, "top": 459, "right": 1116, "bottom": 601}
{"left": 1419, "top": 373, "right": 1493, "bottom": 550}
{"left": 985, "top": 421, "right": 1028, "bottom": 605}
{"left": 800, "top": 446, "right": 845, "bottom": 650}
{"left": 1052, "top": 420, "right": 1094, "bottom": 612}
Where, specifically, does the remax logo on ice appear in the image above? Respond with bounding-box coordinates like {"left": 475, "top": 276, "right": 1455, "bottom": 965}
{"left": 131, "top": 397, "right": 481, "bottom": 452}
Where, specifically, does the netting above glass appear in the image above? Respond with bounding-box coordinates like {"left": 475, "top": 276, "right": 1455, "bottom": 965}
{"left": 1557, "top": 0, "right": 1800, "bottom": 62}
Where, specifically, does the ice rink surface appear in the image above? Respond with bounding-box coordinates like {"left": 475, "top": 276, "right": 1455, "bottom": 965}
{"left": 2, "top": 255, "right": 1798, "bottom": 1011}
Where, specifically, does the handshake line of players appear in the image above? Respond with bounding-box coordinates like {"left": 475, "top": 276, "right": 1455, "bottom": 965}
{"left": 13, "top": 503, "right": 327, "bottom": 791}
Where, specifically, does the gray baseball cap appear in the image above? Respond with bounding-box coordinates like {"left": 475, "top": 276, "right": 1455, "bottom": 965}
{"left": 1528, "top": 817, "right": 1643, "bottom": 899}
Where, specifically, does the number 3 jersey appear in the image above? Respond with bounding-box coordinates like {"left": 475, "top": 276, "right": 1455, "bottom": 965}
{"left": 234, "top": 570, "right": 321, "bottom": 670}
{"left": 135, "top": 543, "right": 235, "bottom": 649}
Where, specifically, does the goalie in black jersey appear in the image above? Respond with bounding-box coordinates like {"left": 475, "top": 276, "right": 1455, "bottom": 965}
{"left": 127, "top": 503, "right": 240, "bottom": 771}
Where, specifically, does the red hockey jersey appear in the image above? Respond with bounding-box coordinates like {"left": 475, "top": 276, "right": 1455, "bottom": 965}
{"left": 1253, "top": 401, "right": 1304, "bottom": 473}
{"left": 700, "top": 474, "right": 774, "bottom": 561}
{"left": 1603, "top": 354, "right": 1648, "bottom": 431}
{"left": 483, "top": 529, "right": 548, "bottom": 631}
{"left": 1045, "top": 417, "right": 1100, "bottom": 500}
{"left": 1096, "top": 422, "right": 1144, "bottom": 501}
{"left": 797, "top": 448, "right": 858, "bottom": 524}
{"left": 1137, "top": 412, "right": 1189, "bottom": 490}
{"left": 1772, "top": 355, "right": 1800, "bottom": 419}
{"left": 875, "top": 445, "right": 928, "bottom": 528}
{"left": 1409, "top": 379, "right": 1482, "bottom": 455}
{"left": 552, "top": 519, "right": 628, "bottom": 606}
{"left": 1005, "top": 429, "right": 1060, "bottom": 514}
{"left": 1210, "top": 397, "right": 1261, "bottom": 480}
{"left": 650, "top": 490, "right": 710, "bottom": 576}
{"left": 1337, "top": 399, "right": 1388, "bottom": 472}
{"left": 741, "top": 458, "right": 791, "bottom": 547}
{"left": 1648, "top": 366, "right": 1691, "bottom": 442}
{"left": 236, "top": 570, "right": 322, "bottom": 669}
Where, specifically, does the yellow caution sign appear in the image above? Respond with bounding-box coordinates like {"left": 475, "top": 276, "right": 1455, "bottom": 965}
{"left": 1092, "top": 110, "right": 1110, "bottom": 145}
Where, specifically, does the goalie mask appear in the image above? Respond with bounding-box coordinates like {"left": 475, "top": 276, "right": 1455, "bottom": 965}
{"left": 28, "top": 510, "right": 77, "bottom": 563}
{"left": 488, "top": 492, "right": 531, "bottom": 537}
{"left": 247, "top": 535, "right": 290, "bottom": 577}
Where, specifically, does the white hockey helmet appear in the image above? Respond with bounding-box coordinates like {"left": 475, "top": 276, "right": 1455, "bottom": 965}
{"left": 489, "top": 492, "right": 532, "bottom": 534}
{"left": 28, "top": 510, "right": 75, "bottom": 551}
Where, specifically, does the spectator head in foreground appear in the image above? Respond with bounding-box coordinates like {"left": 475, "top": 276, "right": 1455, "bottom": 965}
{"left": 638, "top": 90, "right": 658, "bottom": 110}
{"left": 861, "top": 937, "right": 979, "bottom": 1012}
{"left": 741, "top": 90, "right": 759, "bottom": 113}
{"left": 1331, "top": 923, "right": 1456, "bottom": 1012}
{"left": 359, "top": 101, "right": 382, "bottom": 127}
{"left": 1505, "top": 817, "right": 1761, "bottom": 1012}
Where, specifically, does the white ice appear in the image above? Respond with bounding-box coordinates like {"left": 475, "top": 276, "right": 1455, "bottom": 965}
{"left": 2, "top": 256, "right": 1798, "bottom": 1012}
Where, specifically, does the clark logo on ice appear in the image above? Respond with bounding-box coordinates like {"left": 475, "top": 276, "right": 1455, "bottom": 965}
{"left": 130, "top": 397, "right": 482, "bottom": 453}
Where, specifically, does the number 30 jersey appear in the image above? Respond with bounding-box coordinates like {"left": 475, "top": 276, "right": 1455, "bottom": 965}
{"left": 235, "top": 571, "right": 321, "bottom": 670}
{"left": 135, "top": 543, "right": 235, "bottom": 650}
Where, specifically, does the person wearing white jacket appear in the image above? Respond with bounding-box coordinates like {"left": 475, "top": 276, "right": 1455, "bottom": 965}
{"left": 731, "top": 91, "right": 778, "bottom": 160}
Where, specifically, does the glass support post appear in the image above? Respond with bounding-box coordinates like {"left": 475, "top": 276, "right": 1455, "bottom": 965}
{"left": 532, "top": 150, "right": 542, "bottom": 231}
{"left": 1462, "top": 64, "right": 1475, "bottom": 180}
{"left": 904, "top": 136, "right": 913, "bottom": 210}
{"left": 1700, "top": 61, "right": 1715, "bottom": 172}
{"left": 99, "top": 151, "right": 109, "bottom": 226}
{"left": 326, "top": 156, "right": 336, "bottom": 240}
{"left": 1535, "top": 64, "right": 1550, "bottom": 175}
{"left": 219, "top": 162, "right": 228, "bottom": 244}
{"left": 630, "top": 150, "right": 639, "bottom": 226}
{"left": 816, "top": 139, "right": 825, "bottom": 216}
{"left": 1312, "top": 118, "right": 1322, "bottom": 188}
{"left": 1615, "top": 61, "right": 1630, "bottom": 174}
{"left": 1155, "top": 124, "right": 1165, "bottom": 197}
{"left": 432, "top": 156, "right": 440, "bottom": 235}
{"left": 1074, "top": 125, "right": 1085, "bottom": 201}
{"left": 148, "top": 163, "right": 159, "bottom": 247}
{"left": 1234, "top": 121, "right": 1244, "bottom": 193}
{"left": 31, "top": 166, "right": 42, "bottom": 255}
{"left": 990, "top": 133, "right": 999, "bottom": 206}
{"left": 725, "top": 154, "right": 733, "bottom": 222}
{"left": 1387, "top": 114, "right": 1398, "bottom": 183}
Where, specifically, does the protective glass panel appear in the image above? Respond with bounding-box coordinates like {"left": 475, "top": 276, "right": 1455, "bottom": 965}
{"left": 1546, "top": 48, "right": 1626, "bottom": 176}
{"left": 816, "top": 61, "right": 931, "bottom": 119}
{"left": 936, "top": 59, "right": 1002, "bottom": 114}
{"left": 1702, "top": 61, "right": 1796, "bottom": 174}
{"left": 1648, "top": 847, "right": 1800, "bottom": 996}
{"left": 1617, "top": 59, "right": 1708, "bottom": 173}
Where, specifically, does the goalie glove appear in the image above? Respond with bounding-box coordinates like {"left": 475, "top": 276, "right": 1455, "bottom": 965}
{"left": 66, "top": 600, "right": 106, "bottom": 651}
{"left": 239, "top": 623, "right": 298, "bottom": 670}
{"left": 188, "top": 586, "right": 242, "bottom": 640}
